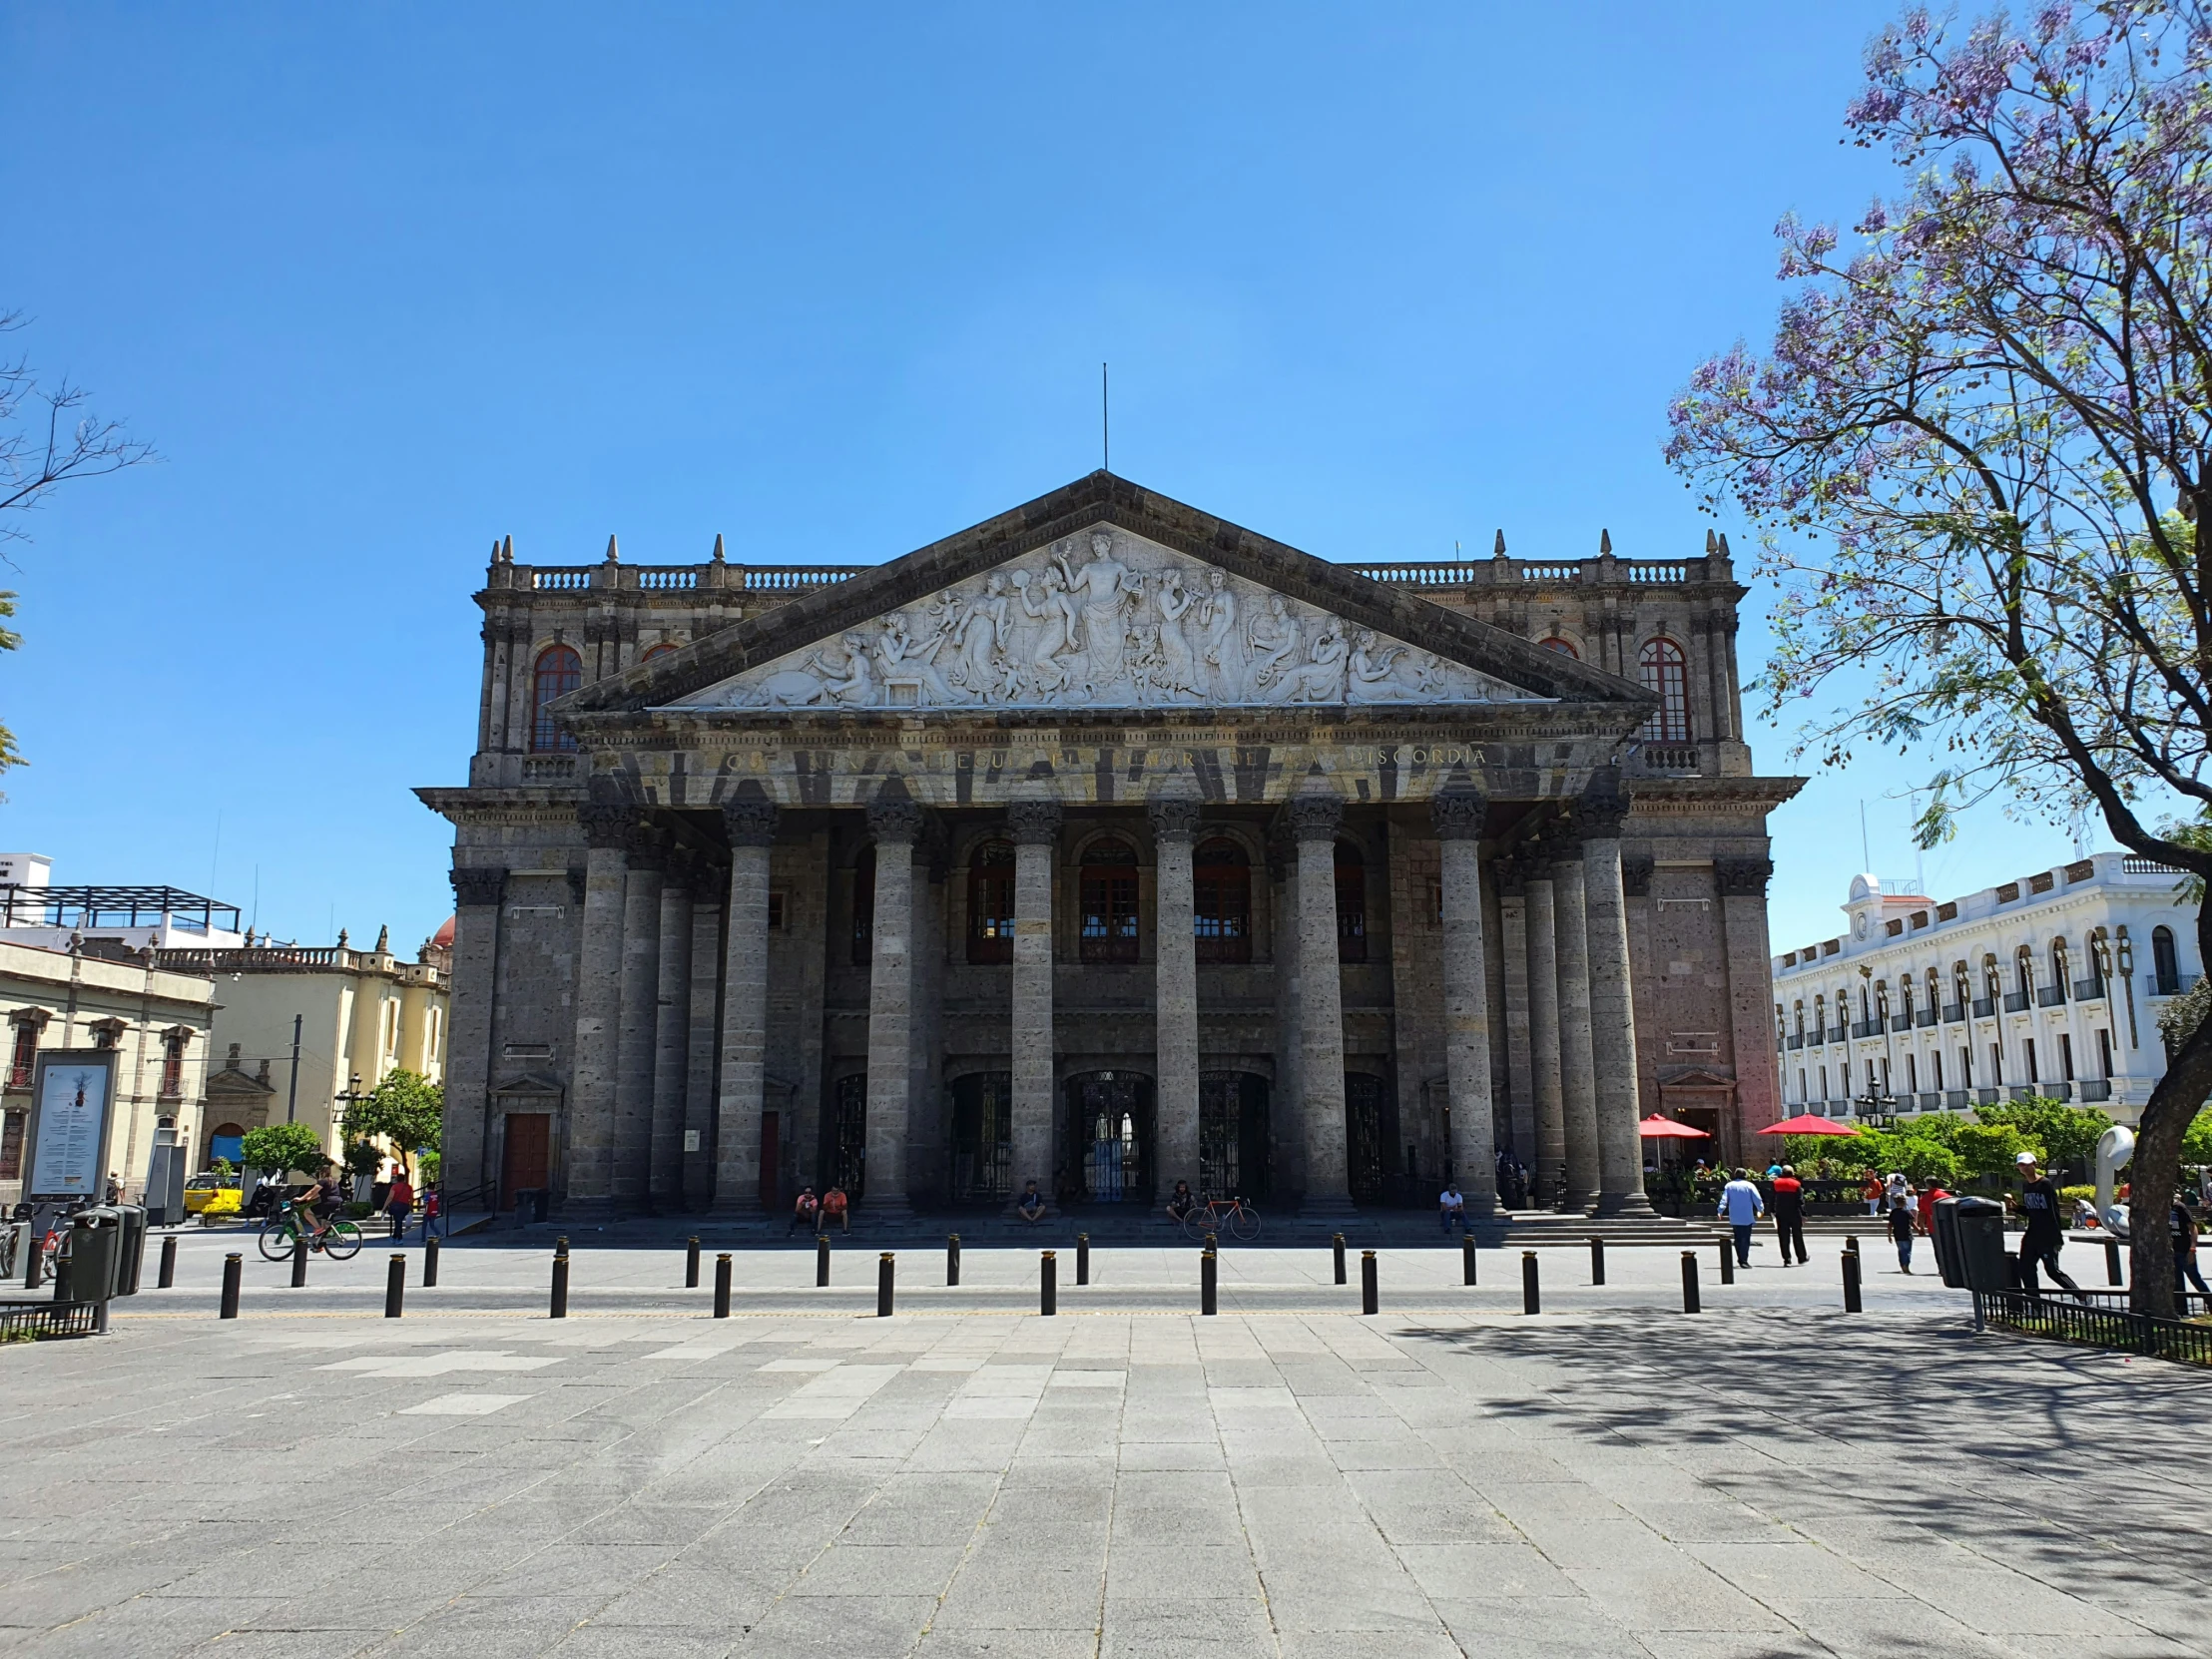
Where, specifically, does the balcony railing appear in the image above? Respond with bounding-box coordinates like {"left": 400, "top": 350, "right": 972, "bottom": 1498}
{"left": 1915, "top": 1009, "right": 1938, "bottom": 1028}
{"left": 1975, "top": 1087, "right": 2001, "bottom": 1104}
{"left": 1917, "top": 1091, "right": 1943, "bottom": 1110}
{"left": 2072, "top": 977, "right": 2105, "bottom": 1001}
{"left": 1786, "top": 1034, "right": 1806, "bottom": 1050}
{"left": 1940, "top": 1003, "right": 1964, "bottom": 1024}
{"left": 2036, "top": 985, "right": 2066, "bottom": 1008}
{"left": 2004, "top": 990, "right": 2031, "bottom": 1012}
{"left": 1945, "top": 1090, "right": 1970, "bottom": 1110}
{"left": 1829, "top": 1026, "right": 1848, "bottom": 1043}
{"left": 2079, "top": 1079, "right": 2113, "bottom": 1103}
{"left": 1972, "top": 997, "right": 1996, "bottom": 1018}
{"left": 1890, "top": 1014, "right": 1913, "bottom": 1033}
{"left": 1852, "top": 1020, "right": 1881, "bottom": 1039}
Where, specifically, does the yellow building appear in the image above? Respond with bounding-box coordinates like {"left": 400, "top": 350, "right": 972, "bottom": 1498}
{"left": 157, "top": 922, "right": 451, "bottom": 1171}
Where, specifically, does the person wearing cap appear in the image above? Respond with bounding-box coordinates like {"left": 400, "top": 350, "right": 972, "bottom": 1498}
{"left": 2015, "top": 1151, "right": 2084, "bottom": 1299}
{"left": 1769, "top": 1164, "right": 1808, "bottom": 1267}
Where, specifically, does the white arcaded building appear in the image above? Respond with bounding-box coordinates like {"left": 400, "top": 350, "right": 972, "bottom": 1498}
{"left": 1771, "top": 853, "right": 2201, "bottom": 1126}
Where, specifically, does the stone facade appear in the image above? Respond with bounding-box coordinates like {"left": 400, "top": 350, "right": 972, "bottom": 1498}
{"left": 418, "top": 473, "right": 1801, "bottom": 1215}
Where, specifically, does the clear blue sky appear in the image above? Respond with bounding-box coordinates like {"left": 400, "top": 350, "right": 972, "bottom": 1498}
{"left": 0, "top": 2, "right": 2099, "bottom": 956}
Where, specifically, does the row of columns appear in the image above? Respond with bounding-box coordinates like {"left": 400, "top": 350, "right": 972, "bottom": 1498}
{"left": 541, "top": 775, "right": 1648, "bottom": 1217}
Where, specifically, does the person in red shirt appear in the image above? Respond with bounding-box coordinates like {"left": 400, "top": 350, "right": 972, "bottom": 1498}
{"left": 1862, "top": 1173, "right": 1885, "bottom": 1216}
{"left": 1770, "top": 1166, "right": 1808, "bottom": 1266}
{"left": 820, "top": 1185, "right": 850, "bottom": 1234}
{"left": 1919, "top": 1182, "right": 1948, "bottom": 1234}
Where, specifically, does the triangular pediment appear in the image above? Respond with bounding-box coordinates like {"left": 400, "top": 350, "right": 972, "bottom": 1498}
{"left": 559, "top": 472, "right": 1654, "bottom": 721}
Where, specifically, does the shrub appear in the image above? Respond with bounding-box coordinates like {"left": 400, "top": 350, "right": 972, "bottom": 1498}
{"left": 241, "top": 1123, "right": 327, "bottom": 1178}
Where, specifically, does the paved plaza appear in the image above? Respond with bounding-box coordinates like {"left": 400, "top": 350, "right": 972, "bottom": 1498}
{"left": 3, "top": 1233, "right": 2207, "bottom": 1658}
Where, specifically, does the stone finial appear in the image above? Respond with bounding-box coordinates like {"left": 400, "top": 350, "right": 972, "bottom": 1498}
{"left": 1429, "top": 784, "right": 1487, "bottom": 842}
{"left": 1705, "top": 528, "right": 1718, "bottom": 554}
{"left": 1492, "top": 529, "right": 1506, "bottom": 557}
{"left": 1598, "top": 528, "right": 1613, "bottom": 555}
{"left": 1622, "top": 855, "right": 1655, "bottom": 897}
{"left": 865, "top": 779, "right": 925, "bottom": 844}
{"left": 450, "top": 866, "right": 507, "bottom": 908}
{"left": 373, "top": 924, "right": 390, "bottom": 954}
{"left": 604, "top": 534, "right": 620, "bottom": 563}
{"left": 1006, "top": 799, "right": 1063, "bottom": 846}
{"left": 336, "top": 927, "right": 349, "bottom": 949}
{"left": 723, "top": 782, "right": 780, "bottom": 849}
{"left": 1286, "top": 794, "right": 1345, "bottom": 843}
{"left": 711, "top": 533, "right": 727, "bottom": 564}
{"left": 577, "top": 803, "right": 636, "bottom": 850}
{"left": 1717, "top": 532, "right": 1732, "bottom": 557}
{"left": 502, "top": 534, "right": 513, "bottom": 562}
{"left": 1714, "top": 856, "right": 1774, "bottom": 897}
{"left": 1148, "top": 798, "right": 1202, "bottom": 844}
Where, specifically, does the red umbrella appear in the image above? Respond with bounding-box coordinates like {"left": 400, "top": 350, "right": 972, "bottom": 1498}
{"left": 1637, "top": 1115, "right": 1710, "bottom": 1140}
{"left": 1757, "top": 1113, "right": 1862, "bottom": 1137}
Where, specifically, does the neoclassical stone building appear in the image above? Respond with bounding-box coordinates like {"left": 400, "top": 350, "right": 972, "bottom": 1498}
{"left": 418, "top": 473, "right": 1799, "bottom": 1218}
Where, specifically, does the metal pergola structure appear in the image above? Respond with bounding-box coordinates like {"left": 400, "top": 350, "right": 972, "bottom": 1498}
{"left": 0, "top": 884, "right": 242, "bottom": 933}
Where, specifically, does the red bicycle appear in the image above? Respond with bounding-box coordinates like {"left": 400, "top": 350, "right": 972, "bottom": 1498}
{"left": 1181, "top": 1196, "right": 1261, "bottom": 1242}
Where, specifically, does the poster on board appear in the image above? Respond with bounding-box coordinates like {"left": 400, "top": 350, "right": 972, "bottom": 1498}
{"left": 24, "top": 1050, "right": 118, "bottom": 1202}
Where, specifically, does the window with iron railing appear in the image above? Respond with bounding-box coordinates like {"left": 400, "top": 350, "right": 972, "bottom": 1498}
{"left": 966, "top": 840, "right": 1015, "bottom": 965}
{"left": 1193, "top": 839, "right": 1251, "bottom": 965}
{"left": 1079, "top": 840, "right": 1140, "bottom": 964}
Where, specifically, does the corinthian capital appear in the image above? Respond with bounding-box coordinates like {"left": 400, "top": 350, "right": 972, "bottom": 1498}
{"left": 1006, "top": 800, "right": 1063, "bottom": 847}
{"left": 1429, "top": 785, "right": 1487, "bottom": 842}
{"left": 449, "top": 866, "right": 507, "bottom": 908}
{"left": 722, "top": 783, "right": 780, "bottom": 849}
{"left": 1148, "top": 798, "right": 1202, "bottom": 844}
{"left": 1286, "top": 794, "right": 1344, "bottom": 843}
{"left": 866, "top": 781, "right": 925, "bottom": 844}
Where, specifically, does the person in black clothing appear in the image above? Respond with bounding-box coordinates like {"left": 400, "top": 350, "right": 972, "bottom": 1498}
{"left": 2172, "top": 1193, "right": 2210, "bottom": 1297}
{"left": 2015, "top": 1152, "right": 2084, "bottom": 1299}
{"left": 1769, "top": 1165, "right": 1809, "bottom": 1266}
{"left": 1887, "top": 1187, "right": 1918, "bottom": 1273}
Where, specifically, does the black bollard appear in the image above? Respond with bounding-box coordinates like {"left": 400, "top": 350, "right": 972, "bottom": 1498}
{"left": 1717, "top": 1237, "right": 1734, "bottom": 1286}
{"left": 1681, "top": 1251, "right": 1700, "bottom": 1314}
{"left": 385, "top": 1254, "right": 406, "bottom": 1319}
{"left": 424, "top": 1236, "right": 440, "bottom": 1288}
{"left": 1361, "top": 1250, "right": 1379, "bottom": 1316}
{"left": 1845, "top": 1234, "right": 1859, "bottom": 1257}
{"left": 158, "top": 1234, "right": 177, "bottom": 1290}
{"left": 1077, "top": 1234, "right": 1090, "bottom": 1287}
{"left": 1204, "top": 1231, "right": 1218, "bottom": 1253}
{"left": 291, "top": 1232, "right": 308, "bottom": 1288}
{"left": 1462, "top": 1235, "right": 1477, "bottom": 1287}
{"left": 551, "top": 1241, "right": 570, "bottom": 1320}
{"left": 686, "top": 1236, "right": 701, "bottom": 1289}
{"left": 1333, "top": 1233, "right": 1347, "bottom": 1286}
{"left": 1590, "top": 1237, "right": 1606, "bottom": 1287}
{"left": 714, "top": 1253, "right": 732, "bottom": 1319}
{"left": 1521, "top": 1250, "right": 1539, "bottom": 1315}
{"left": 2105, "top": 1238, "right": 2123, "bottom": 1287}
{"left": 1041, "top": 1251, "right": 1057, "bottom": 1316}
{"left": 878, "top": 1252, "right": 895, "bottom": 1318}
{"left": 1201, "top": 1249, "right": 1218, "bottom": 1316}
{"left": 817, "top": 1234, "right": 830, "bottom": 1288}
{"left": 1842, "top": 1249, "right": 1863, "bottom": 1314}
{"left": 219, "top": 1252, "right": 243, "bottom": 1319}
{"left": 947, "top": 1234, "right": 960, "bottom": 1287}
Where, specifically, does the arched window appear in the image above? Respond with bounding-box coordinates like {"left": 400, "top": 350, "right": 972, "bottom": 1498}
{"left": 2050, "top": 937, "right": 2069, "bottom": 997}
{"left": 1335, "top": 841, "right": 1368, "bottom": 963}
{"left": 1792, "top": 1000, "right": 1804, "bottom": 1037}
{"left": 1193, "top": 838, "right": 1251, "bottom": 964}
{"left": 850, "top": 847, "right": 874, "bottom": 966}
{"left": 2015, "top": 945, "right": 2034, "bottom": 1000}
{"left": 1538, "top": 636, "right": 1578, "bottom": 659}
{"left": 1874, "top": 980, "right": 1890, "bottom": 1021}
{"left": 531, "top": 646, "right": 582, "bottom": 753}
{"left": 1982, "top": 953, "right": 2001, "bottom": 1003}
{"left": 1079, "top": 839, "right": 1140, "bottom": 963}
{"left": 1813, "top": 993, "right": 1826, "bottom": 1038}
{"left": 1898, "top": 978, "right": 1914, "bottom": 1021}
{"left": 641, "top": 642, "right": 679, "bottom": 663}
{"left": 967, "top": 840, "right": 1015, "bottom": 964}
{"left": 2154, "top": 924, "right": 2180, "bottom": 994}
{"left": 1637, "top": 638, "right": 1691, "bottom": 744}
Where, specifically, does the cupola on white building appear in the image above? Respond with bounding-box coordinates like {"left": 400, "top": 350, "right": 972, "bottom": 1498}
{"left": 1771, "top": 853, "right": 2201, "bottom": 1124}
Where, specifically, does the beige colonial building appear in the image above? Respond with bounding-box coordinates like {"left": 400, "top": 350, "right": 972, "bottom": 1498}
{"left": 419, "top": 474, "right": 1800, "bottom": 1218}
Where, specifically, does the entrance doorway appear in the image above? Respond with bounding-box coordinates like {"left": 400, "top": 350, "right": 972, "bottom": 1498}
{"left": 1198, "top": 1072, "right": 1271, "bottom": 1200}
{"left": 829, "top": 1074, "right": 866, "bottom": 1199}
{"left": 948, "top": 1072, "right": 1013, "bottom": 1204}
{"left": 1345, "top": 1073, "right": 1386, "bottom": 1204}
{"left": 499, "top": 1113, "right": 549, "bottom": 1210}
{"left": 1064, "top": 1072, "right": 1152, "bottom": 1203}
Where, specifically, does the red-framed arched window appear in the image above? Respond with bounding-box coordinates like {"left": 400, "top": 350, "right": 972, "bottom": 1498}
{"left": 1538, "top": 636, "right": 1578, "bottom": 658}
{"left": 531, "top": 646, "right": 583, "bottom": 753}
{"left": 1637, "top": 637, "right": 1690, "bottom": 743}
{"left": 642, "top": 642, "right": 679, "bottom": 663}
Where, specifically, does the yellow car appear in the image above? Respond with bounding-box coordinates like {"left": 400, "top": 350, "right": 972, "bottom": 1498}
{"left": 183, "top": 1174, "right": 241, "bottom": 1218}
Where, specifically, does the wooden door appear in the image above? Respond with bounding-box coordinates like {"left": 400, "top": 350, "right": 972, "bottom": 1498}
{"left": 500, "top": 1113, "right": 550, "bottom": 1210}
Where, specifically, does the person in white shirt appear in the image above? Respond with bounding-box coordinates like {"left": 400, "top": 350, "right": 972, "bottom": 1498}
{"left": 1717, "top": 1169, "right": 1765, "bottom": 1268}
{"left": 1438, "top": 1184, "right": 1466, "bottom": 1235}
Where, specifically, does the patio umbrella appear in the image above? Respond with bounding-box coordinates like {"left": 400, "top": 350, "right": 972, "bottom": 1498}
{"left": 1637, "top": 1115, "right": 1710, "bottom": 1139}
{"left": 1757, "top": 1113, "right": 1862, "bottom": 1137}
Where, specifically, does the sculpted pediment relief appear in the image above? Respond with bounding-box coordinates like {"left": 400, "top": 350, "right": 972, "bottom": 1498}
{"left": 669, "top": 528, "right": 1551, "bottom": 714}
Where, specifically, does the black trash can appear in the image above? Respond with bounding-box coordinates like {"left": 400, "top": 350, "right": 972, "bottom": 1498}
{"left": 1932, "top": 1196, "right": 1965, "bottom": 1287}
{"left": 54, "top": 1207, "right": 125, "bottom": 1304}
{"left": 114, "top": 1205, "right": 147, "bottom": 1296}
{"left": 1952, "top": 1196, "right": 2010, "bottom": 1292}
{"left": 515, "top": 1189, "right": 550, "bottom": 1226}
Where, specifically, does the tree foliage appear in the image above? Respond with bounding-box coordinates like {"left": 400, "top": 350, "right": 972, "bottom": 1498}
{"left": 1668, "top": 0, "right": 2212, "bottom": 1313}
{"left": 241, "top": 1123, "right": 326, "bottom": 1179}
{"left": 339, "top": 1069, "right": 443, "bottom": 1179}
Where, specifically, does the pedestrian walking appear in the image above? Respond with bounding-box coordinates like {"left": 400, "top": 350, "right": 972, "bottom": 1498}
{"left": 1888, "top": 1185, "right": 1918, "bottom": 1273}
{"left": 421, "top": 1184, "right": 441, "bottom": 1238}
{"left": 1717, "top": 1169, "right": 1764, "bottom": 1268}
{"left": 384, "top": 1170, "right": 415, "bottom": 1239}
{"left": 1770, "top": 1164, "right": 1809, "bottom": 1266}
{"left": 1862, "top": 1173, "right": 1884, "bottom": 1216}
{"left": 2015, "top": 1152, "right": 2085, "bottom": 1300}
{"left": 2172, "top": 1192, "right": 2210, "bottom": 1298}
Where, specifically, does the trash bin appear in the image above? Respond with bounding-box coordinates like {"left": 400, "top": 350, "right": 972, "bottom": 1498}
{"left": 114, "top": 1205, "right": 147, "bottom": 1296}
{"left": 1932, "top": 1196, "right": 1964, "bottom": 1287}
{"left": 515, "top": 1189, "right": 549, "bottom": 1226}
{"left": 1952, "top": 1196, "right": 2011, "bottom": 1293}
{"left": 53, "top": 1207, "right": 125, "bottom": 1304}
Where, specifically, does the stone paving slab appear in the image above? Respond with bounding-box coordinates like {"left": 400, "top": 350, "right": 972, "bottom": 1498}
{"left": 0, "top": 1240, "right": 2205, "bottom": 1658}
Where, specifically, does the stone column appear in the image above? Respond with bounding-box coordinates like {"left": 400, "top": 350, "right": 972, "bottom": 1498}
{"left": 1496, "top": 857, "right": 1535, "bottom": 1183}
{"left": 1269, "top": 829, "right": 1307, "bottom": 1197}
{"left": 1432, "top": 788, "right": 1498, "bottom": 1213}
{"left": 1007, "top": 799, "right": 1062, "bottom": 1211}
{"left": 1523, "top": 865, "right": 1566, "bottom": 1207}
{"left": 445, "top": 865, "right": 505, "bottom": 1198}
{"left": 567, "top": 804, "right": 632, "bottom": 1214}
{"left": 1291, "top": 795, "right": 1352, "bottom": 1213}
{"left": 1550, "top": 829, "right": 1601, "bottom": 1213}
{"left": 714, "top": 788, "right": 778, "bottom": 1211}
{"left": 648, "top": 849, "right": 694, "bottom": 1210}
{"left": 862, "top": 786, "right": 923, "bottom": 1216}
{"left": 1150, "top": 798, "right": 1201, "bottom": 1201}
{"left": 909, "top": 844, "right": 948, "bottom": 1203}
{"left": 612, "top": 826, "right": 666, "bottom": 1210}
{"left": 683, "top": 879, "right": 723, "bottom": 1208}
{"left": 1717, "top": 855, "right": 1784, "bottom": 1144}
{"left": 1582, "top": 782, "right": 1653, "bottom": 1215}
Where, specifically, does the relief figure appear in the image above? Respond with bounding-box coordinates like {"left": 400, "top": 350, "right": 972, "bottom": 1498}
{"left": 1151, "top": 569, "right": 1205, "bottom": 698}
{"left": 1248, "top": 595, "right": 1306, "bottom": 690}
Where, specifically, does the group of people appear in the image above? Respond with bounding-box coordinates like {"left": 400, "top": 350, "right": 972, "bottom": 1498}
{"left": 785, "top": 1185, "right": 851, "bottom": 1235}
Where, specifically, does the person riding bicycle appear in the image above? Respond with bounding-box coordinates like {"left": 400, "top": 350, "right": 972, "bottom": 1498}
{"left": 291, "top": 1162, "right": 340, "bottom": 1240}
{"left": 1165, "top": 1181, "right": 1197, "bottom": 1224}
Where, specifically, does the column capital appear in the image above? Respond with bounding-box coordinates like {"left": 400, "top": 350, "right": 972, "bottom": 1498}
{"left": 1714, "top": 856, "right": 1774, "bottom": 897}
{"left": 663, "top": 845, "right": 698, "bottom": 890}
{"left": 577, "top": 803, "right": 634, "bottom": 850}
{"left": 450, "top": 865, "right": 507, "bottom": 908}
{"left": 1538, "top": 816, "right": 1584, "bottom": 866}
{"left": 1429, "top": 785, "right": 1488, "bottom": 842}
{"left": 1492, "top": 854, "right": 1527, "bottom": 897}
{"left": 1286, "top": 794, "right": 1344, "bottom": 844}
{"left": 722, "top": 785, "right": 780, "bottom": 849}
{"left": 1577, "top": 774, "right": 1633, "bottom": 839}
{"left": 1148, "top": 798, "right": 1202, "bottom": 844}
{"left": 1006, "top": 799, "right": 1063, "bottom": 846}
{"left": 866, "top": 782, "right": 924, "bottom": 844}
{"left": 625, "top": 824, "right": 671, "bottom": 871}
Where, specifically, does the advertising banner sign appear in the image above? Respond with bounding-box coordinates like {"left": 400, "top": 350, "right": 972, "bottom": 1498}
{"left": 24, "top": 1051, "right": 118, "bottom": 1202}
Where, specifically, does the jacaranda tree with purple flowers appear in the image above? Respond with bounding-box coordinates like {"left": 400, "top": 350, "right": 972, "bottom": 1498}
{"left": 1668, "top": 1, "right": 2212, "bottom": 1314}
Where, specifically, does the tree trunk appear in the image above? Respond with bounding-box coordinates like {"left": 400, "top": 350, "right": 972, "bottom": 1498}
{"left": 2129, "top": 980, "right": 2212, "bottom": 1318}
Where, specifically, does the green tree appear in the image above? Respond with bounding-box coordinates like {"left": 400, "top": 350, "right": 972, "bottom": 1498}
{"left": 1666, "top": 2, "right": 2212, "bottom": 1313}
{"left": 2183, "top": 1106, "right": 2212, "bottom": 1164}
{"left": 1973, "top": 1101, "right": 2113, "bottom": 1171}
{"left": 340, "top": 1069, "right": 443, "bottom": 1181}
{"left": 1953, "top": 1123, "right": 2037, "bottom": 1181}
{"left": 241, "top": 1123, "right": 326, "bottom": 1178}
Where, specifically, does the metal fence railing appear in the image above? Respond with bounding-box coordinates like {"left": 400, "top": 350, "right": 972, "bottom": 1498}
{"left": 0, "top": 1299, "right": 99, "bottom": 1339}
{"left": 1974, "top": 1289, "right": 2212, "bottom": 1366}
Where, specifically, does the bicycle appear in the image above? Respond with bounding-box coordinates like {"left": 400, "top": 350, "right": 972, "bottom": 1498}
{"left": 1181, "top": 1196, "right": 1261, "bottom": 1243}
{"left": 258, "top": 1204, "right": 362, "bottom": 1262}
